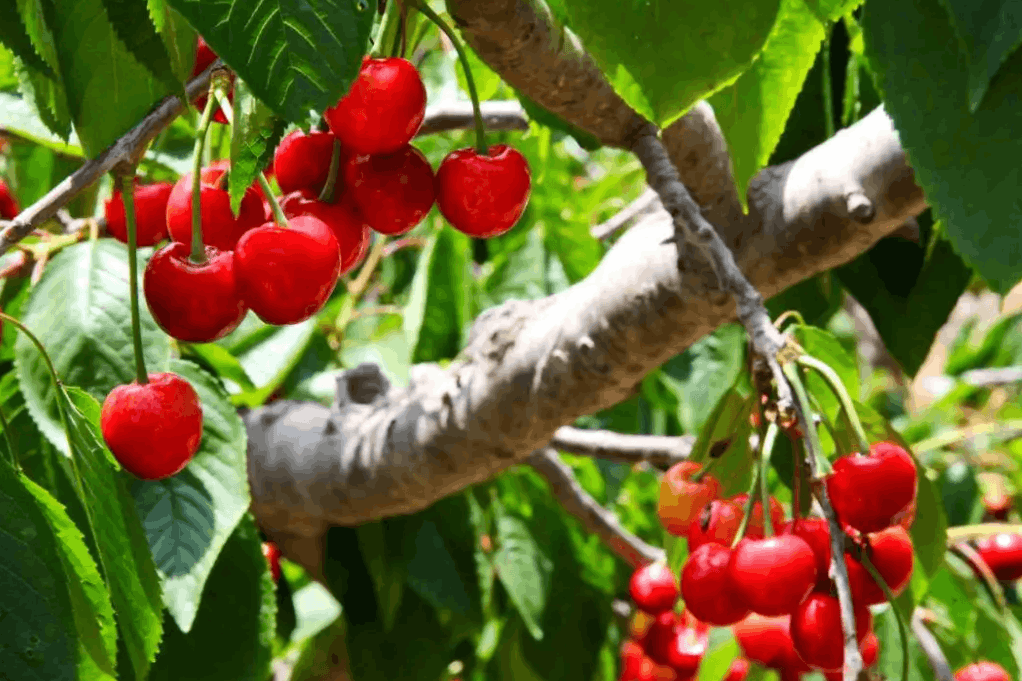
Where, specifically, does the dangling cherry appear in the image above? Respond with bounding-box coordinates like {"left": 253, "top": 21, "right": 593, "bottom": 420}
{"left": 344, "top": 145, "right": 435, "bottom": 236}
{"left": 435, "top": 145, "right": 531, "bottom": 238}
{"left": 658, "top": 461, "right": 721, "bottom": 537}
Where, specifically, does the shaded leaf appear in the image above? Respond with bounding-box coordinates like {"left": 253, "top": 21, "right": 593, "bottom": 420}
{"left": 686, "top": 386, "right": 756, "bottom": 497}
{"left": 147, "top": 0, "right": 197, "bottom": 86}
{"left": 493, "top": 513, "right": 552, "bottom": 641}
{"left": 405, "top": 520, "right": 472, "bottom": 615}
{"left": 404, "top": 225, "right": 472, "bottom": 363}
{"left": 0, "top": 91, "right": 83, "bottom": 156}
{"left": 0, "top": 1, "right": 55, "bottom": 78}
{"left": 229, "top": 80, "right": 286, "bottom": 215}
{"left": 14, "top": 56, "right": 71, "bottom": 139}
{"left": 940, "top": 0, "right": 1022, "bottom": 110}
{"left": 98, "top": 0, "right": 180, "bottom": 90}
{"left": 661, "top": 323, "right": 746, "bottom": 435}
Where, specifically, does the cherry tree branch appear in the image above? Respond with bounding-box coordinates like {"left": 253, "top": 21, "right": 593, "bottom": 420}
{"left": 591, "top": 187, "right": 660, "bottom": 240}
{"left": 910, "top": 609, "right": 954, "bottom": 681}
{"left": 551, "top": 426, "right": 693, "bottom": 467}
{"left": 417, "top": 100, "right": 529, "bottom": 137}
{"left": 527, "top": 447, "right": 665, "bottom": 566}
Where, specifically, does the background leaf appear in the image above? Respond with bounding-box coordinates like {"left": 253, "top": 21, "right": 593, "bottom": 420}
{"left": 97, "top": 0, "right": 181, "bottom": 91}
{"left": 404, "top": 225, "right": 472, "bottom": 363}
{"left": 492, "top": 512, "right": 552, "bottom": 641}
{"left": 0, "top": 1, "right": 55, "bottom": 78}
{"left": 229, "top": 80, "right": 286, "bottom": 214}
{"left": 939, "top": 0, "right": 1022, "bottom": 110}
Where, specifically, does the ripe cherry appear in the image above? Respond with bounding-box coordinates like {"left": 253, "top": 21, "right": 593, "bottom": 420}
{"left": 0, "top": 179, "right": 20, "bottom": 218}
{"left": 975, "top": 533, "right": 1022, "bottom": 581}
{"left": 273, "top": 129, "right": 341, "bottom": 196}
{"left": 642, "top": 611, "right": 678, "bottom": 666}
{"left": 789, "top": 593, "right": 872, "bottom": 671}
{"left": 262, "top": 541, "right": 282, "bottom": 583}
{"left": 143, "top": 242, "right": 247, "bottom": 342}
{"left": 687, "top": 499, "right": 742, "bottom": 551}
{"left": 723, "top": 658, "right": 750, "bottom": 681}
{"left": 954, "top": 662, "right": 1012, "bottom": 681}
{"left": 778, "top": 518, "right": 832, "bottom": 589}
{"left": 729, "top": 494, "right": 785, "bottom": 540}
{"left": 105, "top": 181, "right": 174, "bottom": 247}
{"left": 826, "top": 441, "right": 917, "bottom": 534}
{"left": 234, "top": 215, "right": 342, "bottom": 325}
{"left": 620, "top": 640, "right": 646, "bottom": 680}
{"left": 681, "top": 543, "right": 750, "bottom": 625}
{"left": 100, "top": 372, "right": 203, "bottom": 480}
{"left": 344, "top": 145, "right": 435, "bottom": 235}
{"left": 629, "top": 563, "right": 679, "bottom": 615}
{"left": 192, "top": 36, "right": 232, "bottom": 124}
{"left": 861, "top": 631, "right": 880, "bottom": 667}
{"left": 663, "top": 621, "right": 708, "bottom": 676}
{"left": 435, "top": 145, "right": 532, "bottom": 238}
{"left": 732, "top": 614, "right": 809, "bottom": 674}
{"left": 728, "top": 535, "right": 817, "bottom": 616}
{"left": 166, "top": 161, "right": 266, "bottom": 251}
{"left": 324, "top": 57, "right": 427, "bottom": 155}
{"left": 846, "top": 525, "right": 915, "bottom": 605}
{"left": 658, "top": 461, "right": 722, "bottom": 537}
{"left": 281, "top": 192, "right": 371, "bottom": 275}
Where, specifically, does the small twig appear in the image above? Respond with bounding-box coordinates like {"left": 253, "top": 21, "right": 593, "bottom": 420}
{"left": 550, "top": 426, "right": 693, "bottom": 467}
{"left": 911, "top": 608, "right": 954, "bottom": 681}
{"left": 945, "top": 523, "right": 1022, "bottom": 543}
{"left": 528, "top": 447, "right": 665, "bottom": 566}
{"left": 416, "top": 100, "right": 530, "bottom": 137}
{"left": 960, "top": 366, "right": 1022, "bottom": 387}
{"left": 0, "top": 61, "right": 221, "bottom": 257}
{"left": 590, "top": 187, "right": 661, "bottom": 240}
{"left": 913, "top": 419, "right": 1022, "bottom": 454}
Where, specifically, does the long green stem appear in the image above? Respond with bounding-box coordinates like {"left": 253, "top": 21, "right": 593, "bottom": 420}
{"left": 318, "top": 139, "right": 342, "bottom": 204}
{"left": 732, "top": 423, "right": 774, "bottom": 549}
{"left": 860, "top": 552, "right": 909, "bottom": 681}
{"left": 0, "top": 312, "right": 62, "bottom": 390}
{"left": 414, "top": 1, "right": 488, "bottom": 155}
{"left": 258, "top": 173, "right": 288, "bottom": 227}
{"left": 190, "top": 93, "right": 218, "bottom": 264}
{"left": 783, "top": 362, "right": 832, "bottom": 476}
{"left": 797, "top": 354, "right": 870, "bottom": 453}
{"left": 120, "top": 173, "right": 149, "bottom": 385}
{"left": 0, "top": 401, "right": 18, "bottom": 468}
{"left": 760, "top": 422, "right": 779, "bottom": 537}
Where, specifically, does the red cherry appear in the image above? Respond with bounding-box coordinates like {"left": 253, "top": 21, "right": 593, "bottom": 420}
{"left": 861, "top": 631, "right": 880, "bottom": 667}
{"left": 191, "top": 36, "right": 232, "bottom": 124}
{"left": 955, "top": 662, "right": 1012, "bottom": 681}
{"left": 643, "top": 611, "right": 678, "bottom": 666}
{"left": 143, "top": 242, "right": 247, "bottom": 342}
{"left": 281, "top": 193, "right": 371, "bottom": 275}
{"left": 629, "top": 563, "right": 679, "bottom": 615}
{"left": 0, "top": 179, "right": 20, "bottom": 219}
{"left": 620, "top": 640, "right": 646, "bottom": 681}
{"left": 262, "top": 541, "right": 281, "bottom": 583}
{"left": 663, "top": 624, "right": 708, "bottom": 676}
{"left": 234, "top": 216, "right": 341, "bottom": 325}
{"left": 99, "top": 372, "right": 203, "bottom": 480}
{"left": 732, "top": 614, "right": 809, "bottom": 673}
{"left": 687, "top": 499, "right": 742, "bottom": 551}
{"left": 658, "top": 461, "right": 722, "bottom": 537}
{"left": 166, "top": 162, "right": 266, "bottom": 251}
{"left": 722, "top": 658, "right": 750, "bottom": 681}
{"left": 729, "top": 536, "right": 817, "bottom": 616}
{"left": 975, "top": 533, "right": 1022, "bottom": 581}
{"left": 680, "top": 543, "right": 750, "bottom": 625}
{"left": 344, "top": 145, "right": 435, "bottom": 235}
{"left": 846, "top": 526, "right": 915, "bottom": 605}
{"left": 826, "top": 441, "right": 917, "bottom": 534}
{"left": 273, "top": 129, "right": 340, "bottom": 196}
{"left": 729, "top": 494, "right": 785, "bottom": 540}
{"left": 435, "top": 145, "right": 532, "bottom": 238}
{"left": 105, "top": 182, "right": 174, "bottom": 247}
{"left": 790, "top": 593, "right": 871, "bottom": 671}
{"left": 324, "top": 57, "right": 426, "bottom": 156}
{"left": 779, "top": 518, "right": 832, "bottom": 589}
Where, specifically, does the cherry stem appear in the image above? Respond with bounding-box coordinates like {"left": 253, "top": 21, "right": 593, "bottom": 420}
{"left": 818, "top": 486, "right": 864, "bottom": 681}
{"left": 0, "top": 401, "right": 18, "bottom": 468}
{"left": 732, "top": 426, "right": 773, "bottom": 549}
{"left": 119, "top": 173, "right": 149, "bottom": 386}
{"left": 860, "top": 552, "right": 909, "bottom": 681}
{"left": 336, "top": 235, "right": 389, "bottom": 332}
{"left": 0, "top": 312, "right": 62, "bottom": 392}
{"left": 796, "top": 354, "right": 871, "bottom": 454}
{"left": 759, "top": 421, "right": 779, "bottom": 537}
{"left": 190, "top": 92, "right": 219, "bottom": 264}
{"left": 414, "top": 1, "right": 488, "bottom": 155}
{"left": 318, "top": 139, "right": 342, "bottom": 204}
{"left": 690, "top": 451, "right": 721, "bottom": 483}
{"left": 213, "top": 88, "right": 234, "bottom": 125}
{"left": 372, "top": 0, "right": 403, "bottom": 58}
{"left": 782, "top": 362, "right": 832, "bottom": 476}
{"left": 773, "top": 310, "right": 805, "bottom": 331}
{"left": 258, "top": 173, "right": 288, "bottom": 227}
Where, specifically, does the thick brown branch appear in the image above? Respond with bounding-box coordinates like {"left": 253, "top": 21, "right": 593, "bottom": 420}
{"left": 527, "top": 447, "right": 665, "bottom": 566}
{"left": 551, "top": 426, "right": 692, "bottom": 467}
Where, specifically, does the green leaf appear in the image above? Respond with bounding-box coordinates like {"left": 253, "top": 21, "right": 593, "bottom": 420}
{"left": 15, "top": 56, "right": 72, "bottom": 140}
{"left": 863, "top": 0, "right": 1022, "bottom": 291}
{"left": 60, "top": 387, "right": 165, "bottom": 680}
{"left": 404, "top": 225, "right": 472, "bottom": 363}
{"left": 558, "top": 0, "right": 782, "bottom": 126}
{"left": 835, "top": 228, "right": 973, "bottom": 376}
{"left": 355, "top": 521, "right": 404, "bottom": 633}
{"left": 405, "top": 519, "right": 472, "bottom": 615}
{"left": 229, "top": 314, "right": 319, "bottom": 406}
{"left": 872, "top": 607, "right": 928, "bottom": 681}
{"left": 229, "top": 80, "right": 286, "bottom": 215}
{"left": 0, "top": 1, "right": 55, "bottom": 78}
{"left": 21, "top": 473, "right": 118, "bottom": 681}
{"left": 808, "top": 0, "right": 863, "bottom": 20}
{"left": 13, "top": 240, "right": 172, "bottom": 455}
{"left": 697, "top": 633, "right": 739, "bottom": 681}
{"left": 181, "top": 343, "right": 256, "bottom": 391}
{"left": 148, "top": 514, "right": 276, "bottom": 681}
{"left": 147, "top": 0, "right": 197, "bottom": 86}
{"left": 492, "top": 513, "right": 552, "bottom": 641}
{"left": 710, "top": 0, "right": 826, "bottom": 207}
{"left": 0, "top": 457, "right": 76, "bottom": 681}
{"left": 940, "top": 0, "right": 1022, "bottom": 111}
{"left": 765, "top": 273, "right": 843, "bottom": 328}
{"left": 686, "top": 386, "right": 756, "bottom": 497}
{"left": 481, "top": 226, "right": 547, "bottom": 306}
{"left": 792, "top": 323, "right": 859, "bottom": 425}
{"left": 163, "top": 0, "right": 374, "bottom": 124}
{"left": 43, "top": 0, "right": 170, "bottom": 156}
{"left": 0, "top": 91, "right": 83, "bottom": 156}
{"left": 661, "top": 323, "right": 746, "bottom": 435}
{"left": 131, "top": 359, "right": 250, "bottom": 634}
{"left": 516, "top": 91, "right": 601, "bottom": 151}
{"left": 97, "top": 0, "right": 180, "bottom": 91}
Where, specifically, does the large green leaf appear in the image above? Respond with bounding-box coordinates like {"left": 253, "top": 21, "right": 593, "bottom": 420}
{"left": 557, "top": 0, "right": 782, "bottom": 126}
{"left": 405, "top": 519, "right": 472, "bottom": 615}
{"left": 14, "top": 240, "right": 172, "bottom": 455}
{"left": 43, "top": 0, "right": 170, "bottom": 156}
{"left": 940, "top": 0, "right": 1022, "bottom": 111}
{"left": 148, "top": 0, "right": 197, "bottom": 86}
{"left": 148, "top": 514, "right": 276, "bottom": 681}
{"left": 864, "top": 0, "right": 1022, "bottom": 292}
{"left": 710, "top": 0, "right": 826, "bottom": 206}
{"left": 12, "top": 0, "right": 72, "bottom": 138}
{"left": 661, "top": 323, "right": 746, "bottom": 435}
{"left": 22, "top": 473, "right": 118, "bottom": 681}
{"left": 229, "top": 80, "right": 286, "bottom": 214}
{"left": 60, "top": 387, "right": 165, "bottom": 680}
{"left": 131, "top": 359, "right": 250, "bottom": 634}
{"left": 685, "top": 385, "right": 756, "bottom": 497}
{"left": 163, "top": 0, "right": 374, "bottom": 124}
{"left": 0, "top": 0, "right": 55, "bottom": 78}
{"left": 0, "top": 457, "right": 76, "bottom": 681}
{"left": 836, "top": 228, "right": 973, "bottom": 376}
{"left": 492, "top": 513, "right": 552, "bottom": 641}
{"left": 97, "top": 0, "right": 180, "bottom": 91}
{"left": 404, "top": 225, "right": 472, "bottom": 363}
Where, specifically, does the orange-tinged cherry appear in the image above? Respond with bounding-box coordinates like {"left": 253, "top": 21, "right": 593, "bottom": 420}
{"left": 100, "top": 372, "right": 203, "bottom": 480}
{"left": 658, "top": 461, "right": 721, "bottom": 537}
{"left": 435, "top": 145, "right": 531, "bottom": 238}
{"left": 687, "top": 499, "right": 742, "bottom": 551}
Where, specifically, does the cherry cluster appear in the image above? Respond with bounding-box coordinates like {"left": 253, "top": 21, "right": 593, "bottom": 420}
{"left": 618, "top": 440, "right": 920, "bottom": 680}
